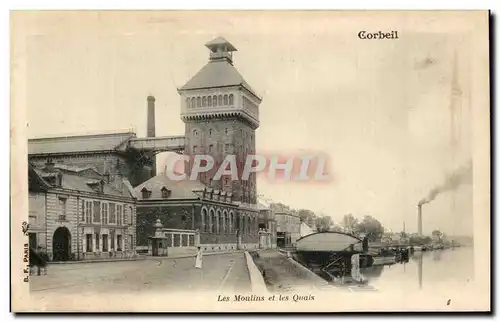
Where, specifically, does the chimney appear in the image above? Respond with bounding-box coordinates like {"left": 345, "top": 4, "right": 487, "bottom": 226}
{"left": 417, "top": 204, "right": 422, "bottom": 235}
{"left": 147, "top": 95, "right": 157, "bottom": 178}
{"left": 147, "top": 95, "right": 156, "bottom": 138}
{"left": 45, "top": 158, "right": 55, "bottom": 172}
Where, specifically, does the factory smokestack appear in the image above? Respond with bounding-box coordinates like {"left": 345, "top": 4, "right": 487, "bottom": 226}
{"left": 147, "top": 95, "right": 156, "bottom": 138}
{"left": 147, "top": 95, "right": 156, "bottom": 177}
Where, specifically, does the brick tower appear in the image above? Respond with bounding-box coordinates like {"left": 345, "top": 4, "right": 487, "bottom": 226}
{"left": 178, "top": 37, "right": 262, "bottom": 204}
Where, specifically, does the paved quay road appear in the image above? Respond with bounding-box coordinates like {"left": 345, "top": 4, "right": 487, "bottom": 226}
{"left": 29, "top": 252, "right": 251, "bottom": 296}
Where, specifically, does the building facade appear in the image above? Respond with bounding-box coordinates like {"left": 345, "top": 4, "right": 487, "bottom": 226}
{"left": 275, "top": 211, "right": 301, "bottom": 248}
{"left": 28, "top": 161, "right": 137, "bottom": 261}
{"left": 134, "top": 175, "right": 260, "bottom": 255}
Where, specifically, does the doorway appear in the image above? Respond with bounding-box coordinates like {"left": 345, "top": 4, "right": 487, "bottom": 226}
{"left": 53, "top": 226, "right": 71, "bottom": 261}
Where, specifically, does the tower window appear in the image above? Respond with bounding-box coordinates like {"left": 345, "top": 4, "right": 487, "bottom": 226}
{"left": 229, "top": 94, "right": 234, "bottom": 105}
{"left": 225, "top": 177, "right": 229, "bottom": 185}
{"left": 191, "top": 97, "right": 196, "bottom": 108}
{"left": 213, "top": 95, "right": 217, "bottom": 107}
{"left": 208, "top": 96, "right": 212, "bottom": 107}
{"left": 186, "top": 98, "right": 190, "bottom": 108}
{"left": 209, "top": 178, "right": 213, "bottom": 187}
{"left": 209, "top": 145, "right": 213, "bottom": 153}
{"left": 209, "top": 129, "right": 213, "bottom": 137}
{"left": 224, "top": 144, "right": 228, "bottom": 151}
{"left": 193, "top": 129, "right": 198, "bottom": 136}
{"left": 202, "top": 96, "right": 207, "bottom": 107}
{"left": 224, "top": 95, "right": 228, "bottom": 105}
{"left": 225, "top": 128, "right": 228, "bottom": 135}
{"left": 193, "top": 146, "right": 197, "bottom": 153}
{"left": 218, "top": 95, "right": 222, "bottom": 106}
{"left": 197, "top": 97, "right": 201, "bottom": 108}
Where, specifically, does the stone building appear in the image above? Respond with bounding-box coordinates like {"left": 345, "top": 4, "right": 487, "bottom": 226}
{"left": 275, "top": 210, "right": 301, "bottom": 248}
{"left": 28, "top": 161, "right": 137, "bottom": 261}
{"left": 134, "top": 175, "right": 260, "bottom": 254}
{"left": 178, "top": 37, "right": 261, "bottom": 204}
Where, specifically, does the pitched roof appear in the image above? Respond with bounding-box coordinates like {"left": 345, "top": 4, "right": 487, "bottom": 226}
{"left": 179, "top": 60, "right": 261, "bottom": 100}
{"left": 32, "top": 167, "right": 134, "bottom": 199}
{"left": 205, "top": 37, "right": 237, "bottom": 51}
{"left": 133, "top": 175, "right": 207, "bottom": 201}
{"left": 28, "top": 132, "right": 136, "bottom": 155}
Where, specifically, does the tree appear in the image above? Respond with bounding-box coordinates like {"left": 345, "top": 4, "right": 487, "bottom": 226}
{"left": 432, "top": 229, "right": 443, "bottom": 242}
{"left": 297, "top": 209, "right": 316, "bottom": 227}
{"left": 355, "top": 215, "right": 384, "bottom": 242}
{"left": 315, "top": 216, "right": 333, "bottom": 232}
{"left": 341, "top": 214, "right": 358, "bottom": 233}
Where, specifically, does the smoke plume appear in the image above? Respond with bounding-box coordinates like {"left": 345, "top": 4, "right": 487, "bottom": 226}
{"left": 418, "top": 160, "right": 473, "bottom": 206}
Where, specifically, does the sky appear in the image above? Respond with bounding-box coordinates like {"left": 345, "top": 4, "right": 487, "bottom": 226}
{"left": 18, "top": 11, "right": 485, "bottom": 236}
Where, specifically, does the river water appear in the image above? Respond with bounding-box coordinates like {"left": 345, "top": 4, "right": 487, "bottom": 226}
{"left": 359, "top": 247, "right": 474, "bottom": 293}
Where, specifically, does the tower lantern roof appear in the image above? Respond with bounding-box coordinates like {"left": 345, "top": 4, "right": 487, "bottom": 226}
{"left": 205, "top": 37, "right": 237, "bottom": 53}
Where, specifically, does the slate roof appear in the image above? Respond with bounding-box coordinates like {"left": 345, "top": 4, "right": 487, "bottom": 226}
{"left": 179, "top": 59, "right": 261, "bottom": 100}
{"left": 31, "top": 166, "right": 134, "bottom": 199}
{"left": 134, "top": 175, "right": 207, "bottom": 201}
{"left": 28, "top": 132, "right": 136, "bottom": 155}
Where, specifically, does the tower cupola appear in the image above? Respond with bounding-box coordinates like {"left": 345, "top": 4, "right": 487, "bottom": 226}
{"left": 205, "top": 37, "right": 237, "bottom": 64}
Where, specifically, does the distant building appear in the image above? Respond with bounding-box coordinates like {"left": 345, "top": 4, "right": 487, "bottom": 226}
{"left": 257, "top": 199, "right": 277, "bottom": 249}
{"left": 28, "top": 161, "right": 137, "bottom": 262}
{"left": 275, "top": 210, "right": 300, "bottom": 248}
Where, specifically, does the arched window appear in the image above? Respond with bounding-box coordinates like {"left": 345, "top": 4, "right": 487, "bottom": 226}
{"left": 186, "top": 98, "right": 190, "bottom": 108}
{"left": 209, "top": 129, "right": 213, "bottom": 137}
{"left": 193, "top": 129, "right": 198, "bottom": 136}
{"left": 213, "top": 95, "right": 217, "bottom": 107}
{"left": 208, "top": 96, "right": 212, "bottom": 107}
{"left": 229, "top": 94, "right": 234, "bottom": 105}
{"left": 202, "top": 96, "right": 206, "bottom": 107}
{"left": 209, "top": 209, "right": 215, "bottom": 233}
{"left": 224, "top": 95, "right": 228, "bottom": 105}
{"left": 196, "top": 97, "right": 201, "bottom": 108}
{"left": 191, "top": 97, "right": 196, "bottom": 107}
{"left": 223, "top": 210, "right": 228, "bottom": 234}
{"left": 224, "top": 128, "right": 228, "bottom": 135}
{"left": 215, "top": 210, "right": 221, "bottom": 234}
{"left": 202, "top": 208, "right": 208, "bottom": 232}
{"left": 229, "top": 212, "right": 234, "bottom": 233}
{"left": 218, "top": 95, "right": 223, "bottom": 106}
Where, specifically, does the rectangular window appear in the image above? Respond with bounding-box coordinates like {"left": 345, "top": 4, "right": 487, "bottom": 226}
{"left": 102, "top": 234, "right": 109, "bottom": 252}
{"left": 81, "top": 200, "right": 85, "bottom": 221}
{"left": 109, "top": 203, "right": 116, "bottom": 224}
{"left": 117, "top": 235, "right": 122, "bottom": 251}
{"left": 85, "top": 201, "right": 92, "bottom": 223}
{"left": 93, "top": 201, "right": 101, "bottom": 223}
{"left": 123, "top": 206, "right": 128, "bottom": 225}
{"left": 86, "top": 234, "right": 93, "bottom": 252}
{"left": 58, "top": 198, "right": 67, "bottom": 221}
{"left": 95, "top": 233, "right": 100, "bottom": 251}
{"left": 209, "top": 144, "right": 213, "bottom": 153}
{"left": 117, "top": 207, "right": 122, "bottom": 226}
{"left": 102, "top": 203, "right": 108, "bottom": 224}
{"left": 117, "top": 205, "right": 123, "bottom": 225}
{"left": 110, "top": 231, "right": 115, "bottom": 250}
{"left": 193, "top": 146, "right": 197, "bottom": 154}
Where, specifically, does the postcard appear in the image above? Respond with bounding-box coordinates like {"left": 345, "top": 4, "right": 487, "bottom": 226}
{"left": 10, "top": 10, "right": 490, "bottom": 312}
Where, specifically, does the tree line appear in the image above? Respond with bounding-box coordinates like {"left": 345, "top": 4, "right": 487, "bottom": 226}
{"left": 269, "top": 202, "right": 444, "bottom": 244}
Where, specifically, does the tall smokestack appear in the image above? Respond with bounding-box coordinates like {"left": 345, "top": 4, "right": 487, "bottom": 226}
{"left": 147, "top": 95, "right": 156, "bottom": 177}
{"left": 147, "top": 95, "right": 156, "bottom": 138}
{"left": 417, "top": 204, "right": 422, "bottom": 235}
